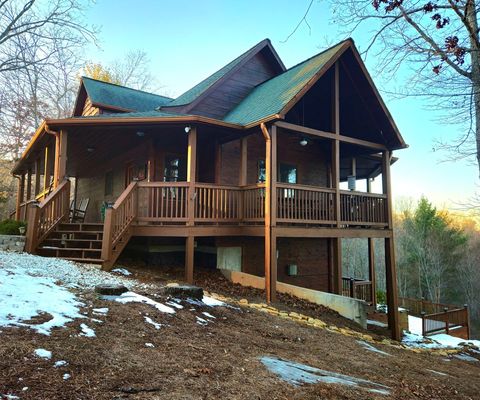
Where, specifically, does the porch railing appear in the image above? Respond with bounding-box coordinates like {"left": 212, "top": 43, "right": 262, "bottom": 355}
{"left": 137, "top": 182, "right": 188, "bottom": 222}
{"left": 195, "top": 183, "right": 242, "bottom": 222}
{"left": 276, "top": 184, "right": 335, "bottom": 224}
{"left": 342, "top": 277, "right": 373, "bottom": 304}
{"left": 399, "top": 297, "right": 470, "bottom": 339}
{"left": 25, "top": 179, "right": 70, "bottom": 252}
{"left": 340, "top": 190, "right": 387, "bottom": 226}
{"left": 102, "top": 181, "right": 138, "bottom": 268}
{"left": 242, "top": 184, "right": 265, "bottom": 222}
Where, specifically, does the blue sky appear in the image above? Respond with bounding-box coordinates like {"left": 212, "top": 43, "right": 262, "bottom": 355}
{"left": 84, "top": 0, "right": 478, "bottom": 211}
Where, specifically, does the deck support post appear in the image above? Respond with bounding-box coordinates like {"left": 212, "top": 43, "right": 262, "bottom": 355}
{"left": 330, "top": 61, "right": 342, "bottom": 295}
{"left": 238, "top": 137, "right": 248, "bottom": 220}
{"left": 43, "top": 146, "right": 50, "bottom": 196}
{"left": 185, "top": 236, "right": 194, "bottom": 284}
{"left": 382, "top": 150, "right": 400, "bottom": 341}
{"left": 261, "top": 123, "right": 277, "bottom": 303}
{"left": 185, "top": 127, "right": 197, "bottom": 283}
{"left": 187, "top": 126, "right": 197, "bottom": 226}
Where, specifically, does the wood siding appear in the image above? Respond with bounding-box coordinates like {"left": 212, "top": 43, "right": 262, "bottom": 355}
{"left": 82, "top": 97, "right": 100, "bottom": 117}
{"left": 191, "top": 50, "right": 279, "bottom": 119}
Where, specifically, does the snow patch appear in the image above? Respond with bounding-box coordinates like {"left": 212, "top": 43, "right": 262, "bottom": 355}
{"left": 367, "top": 319, "right": 387, "bottom": 328}
{"left": 260, "top": 356, "right": 390, "bottom": 395}
{"left": 453, "top": 353, "right": 479, "bottom": 362}
{"left": 34, "top": 348, "right": 52, "bottom": 359}
{"left": 145, "top": 342, "right": 155, "bottom": 348}
{"left": 403, "top": 331, "right": 480, "bottom": 349}
{"left": 92, "top": 308, "right": 108, "bottom": 315}
{"left": 63, "top": 373, "right": 71, "bottom": 380}
{"left": 79, "top": 323, "right": 96, "bottom": 337}
{"left": 144, "top": 316, "right": 162, "bottom": 330}
{"left": 427, "top": 369, "right": 448, "bottom": 376}
{"left": 202, "top": 312, "right": 216, "bottom": 319}
{"left": 54, "top": 360, "right": 68, "bottom": 368}
{"left": 112, "top": 268, "right": 132, "bottom": 276}
{"left": 196, "top": 316, "right": 208, "bottom": 326}
{"left": 357, "top": 340, "right": 391, "bottom": 356}
{"left": 166, "top": 301, "right": 184, "bottom": 309}
{"left": 105, "top": 291, "right": 175, "bottom": 314}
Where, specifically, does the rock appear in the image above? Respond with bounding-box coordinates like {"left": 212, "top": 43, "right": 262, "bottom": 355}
{"left": 162, "top": 283, "right": 203, "bottom": 299}
{"left": 95, "top": 284, "right": 128, "bottom": 296}
{"left": 239, "top": 298, "right": 249, "bottom": 305}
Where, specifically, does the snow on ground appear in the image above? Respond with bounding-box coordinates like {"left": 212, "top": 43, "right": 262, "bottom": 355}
{"left": 111, "top": 268, "right": 132, "bottom": 276}
{"left": 145, "top": 342, "right": 155, "bottom": 348}
{"left": 54, "top": 360, "right": 68, "bottom": 368}
{"left": 260, "top": 356, "right": 391, "bottom": 395}
{"left": 196, "top": 316, "right": 208, "bottom": 326}
{"left": 202, "top": 312, "right": 215, "bottom": 319}
{"left": 79, "top": 323, "right": 96, "bottom": 337}
{"left": 34, "top": 349, "right": 52, "bottom": 359}
{"left": 92, "top": 308, "right": 109, "bottom": 315}
{"left": 105, "top": 291, "right": 175, "bottom": 314}
{"left": 0, "top": 251, "right": 154, "bottom": 335}
{"left": 403, "top": 315, "right": 480, "bottom": 350}
{"left": 0, "top": 251, "right": 148, "bottom": 290}
{"left": 63, "top": 373, "right": 71, "bottom": 380}
{"left": 144, "top": 316, "right": 162, "bottom": 329}
{"left": 357, "top": 340, "right": 391, "bottom": 356}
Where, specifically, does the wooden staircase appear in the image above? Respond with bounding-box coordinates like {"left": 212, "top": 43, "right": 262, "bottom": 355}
{"left": 37, "top": 222, "right": 104, "bottom": 264}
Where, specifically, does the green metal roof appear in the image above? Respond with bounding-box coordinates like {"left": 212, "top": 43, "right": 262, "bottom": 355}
{"left": 223, "top": 41, "right": 348, "bottom": 126}
{"left": 79, "top": 110, "right": 189, "bottom": 119}
{"left": 166, "top": 40, "right": 270, "bottom": 107}
{"left": 82, "top": 77, "right": 173, "bottom": 112}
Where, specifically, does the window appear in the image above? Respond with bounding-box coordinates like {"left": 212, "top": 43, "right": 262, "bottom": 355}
{"left": 104, "top": 170, "right": 114, "bottom": 196}
{"left": 279, "top": 163, "right": 297, "bottom": 184}
{"left": 164, "top": 155, "right": 186, "bottom": 182}
{"left": 258, "top": 160, "right": 266, "bottom": 183}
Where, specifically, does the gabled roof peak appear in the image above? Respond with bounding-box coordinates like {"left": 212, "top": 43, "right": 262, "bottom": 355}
{"left": 165, "top": 38, "right": 285, "bottom": 109}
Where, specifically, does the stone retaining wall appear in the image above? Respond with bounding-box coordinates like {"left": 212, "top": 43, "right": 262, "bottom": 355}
{"left": 0, "top": 235, "right": 26, "bottom": 252}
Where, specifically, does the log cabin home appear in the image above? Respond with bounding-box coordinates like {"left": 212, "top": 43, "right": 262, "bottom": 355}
{"left": 12, "top": 38, "right": 407, "bottom": 339}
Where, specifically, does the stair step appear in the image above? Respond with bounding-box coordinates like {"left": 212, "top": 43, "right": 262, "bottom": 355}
{"left": 48, "top": 231, "right": 103, "bottom": 240}
{"left": 62, "top": 257, "right": 103, "bottom": 264}
{"left": 57, "top": 223, "right": 104, "bottom": 232}
{"left": 42, "top": 238, "right": 102, "bottom": 249}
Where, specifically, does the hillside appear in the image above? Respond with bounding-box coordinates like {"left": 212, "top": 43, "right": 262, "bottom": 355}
{"left": 0, "top": 251, "right": 479, "bottom": 400}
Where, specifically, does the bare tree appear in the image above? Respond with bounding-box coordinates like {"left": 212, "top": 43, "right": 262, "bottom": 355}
{"left": 83, "top": 50, "right": 160, "bottom": 92}
{"left": 329, "top": 1, "right": 480, "bottom": 174}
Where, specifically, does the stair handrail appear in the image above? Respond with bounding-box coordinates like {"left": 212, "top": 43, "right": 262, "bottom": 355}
{"left": 25, "top": 179, "right": 71, "bottom": 253}
{"left": 101, "top": 181, "right": 138, "bottom": 267}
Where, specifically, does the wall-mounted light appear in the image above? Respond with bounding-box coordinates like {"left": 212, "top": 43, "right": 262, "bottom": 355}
{"left": 86, "top": 147, "right": 95, "bottom": 153}
{"left": 299, "top": 138, "right": 308, "bottom": 146}
{"left": 184, "top": 125, "right": 191, "bottom": 133}
{"left": 136, "top": 131, "right": 145, "bottom": 137}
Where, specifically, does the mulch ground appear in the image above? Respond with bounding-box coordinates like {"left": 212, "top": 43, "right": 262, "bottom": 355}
{"left": 1, "top": 264, "right": 479, "bottom": 399}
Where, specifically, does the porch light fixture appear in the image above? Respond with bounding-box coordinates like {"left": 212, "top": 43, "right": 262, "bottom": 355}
{"left": 184, "top": 125, "right": 191, "bottom": 133}
{"left": 299, "top": 138, "right": 308, "bottom": 146}
{"left": 86, "top": 146, "right": 95, "bottom": 153}
{"left": 136, "top": 131, "right": 145, "bottom": 137}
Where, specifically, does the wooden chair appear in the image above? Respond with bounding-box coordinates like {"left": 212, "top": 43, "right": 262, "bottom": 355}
{"left": 70, "top": 198, "right": 90, "bottom": 223}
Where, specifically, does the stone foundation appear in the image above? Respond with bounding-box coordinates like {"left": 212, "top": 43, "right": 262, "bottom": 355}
{"left": 0, "top": 235, "right": 26, "bottom": 252}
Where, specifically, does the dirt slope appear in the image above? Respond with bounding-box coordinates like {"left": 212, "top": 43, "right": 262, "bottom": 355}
{"left": 1, "top": 270, "right": 479, "bottom": 400}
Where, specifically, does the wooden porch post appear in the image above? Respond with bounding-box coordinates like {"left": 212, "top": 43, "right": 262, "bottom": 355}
{"left": 366, "top": 178, "right": 377, "bottom": 308}
{"left": 185, "top": 126, "right": 197, "bottom": 284}
{"left": 15, "top": 174, "right": 25, "bottom": 221}
{"left": 43, "top": 146, "right": 50, "bottom": 195}
{"left": 26, "top": 168, "right": 32, "bottom": 201}
{"left": 147, "top": 138, "right": 155, "bottom": 182}
{"left": 54, "top": 130, "right": 68, "bottom": 187}
{"left": 331, "top": 61, "right": 342, "bottom": 294}
{"left": 239, "top": 137, "right": 248, "bottom": 186}
{"left": 34, "top": 157, "right": 41, "bottom": 196}
{"left": 261, "top": 123, "right": 277, "bottom": 303}
{"left": 382, "top": 150, "right": 401, "bottom": 341}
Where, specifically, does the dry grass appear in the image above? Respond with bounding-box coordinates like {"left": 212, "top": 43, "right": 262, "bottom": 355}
{"left": 0, "top": 267, "right": 479, "bottom": 399}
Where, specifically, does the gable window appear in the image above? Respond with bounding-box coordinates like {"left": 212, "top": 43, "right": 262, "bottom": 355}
{"left": 104, "top": 170, "right": 114, "bottom": 196}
